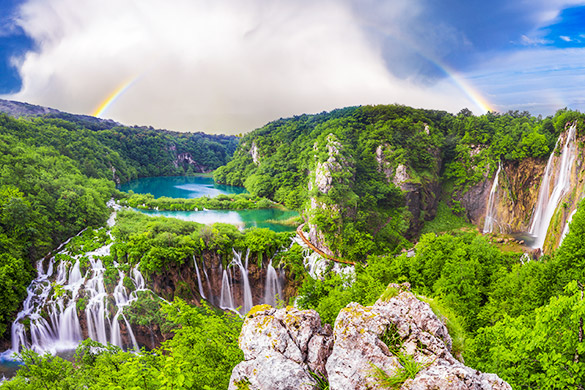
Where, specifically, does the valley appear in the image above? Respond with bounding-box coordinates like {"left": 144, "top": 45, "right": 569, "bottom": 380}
{"left": 0, "top": 102, "right": 584, "bottom": 389}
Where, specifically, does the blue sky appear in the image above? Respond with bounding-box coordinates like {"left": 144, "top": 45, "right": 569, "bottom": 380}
{"left": 0, "top": 0, "right": 584, "bottom": 133}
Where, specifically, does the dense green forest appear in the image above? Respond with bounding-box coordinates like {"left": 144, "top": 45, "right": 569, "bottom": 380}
{"left": 3, "top": 105, "right": 585, "bottom": 389}
{"left": 215, "top": 105, "right": 585, "bottom": 261}
{"left": 0, "top": 112, "right": 237, "bottom": 338}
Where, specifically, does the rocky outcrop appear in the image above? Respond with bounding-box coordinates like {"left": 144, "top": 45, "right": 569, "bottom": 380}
{"left": 230, "top": 284, "right": 511, "bottom": 390}
{"left": 250, "top": 142, "right": 260, "bottom": 165}
{"left": 376, "top": 143, "right": 441, "bottom": 238}
{"left": 306, "top": 134, "right": 354, "bottom": 256}
{"left": 172, "top": 152, "right": 208, "bottom": 173}
{"left": 228, "top": 305, "right": 333, "bottom": 390}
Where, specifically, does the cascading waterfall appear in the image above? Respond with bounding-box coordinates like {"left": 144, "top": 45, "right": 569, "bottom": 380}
{"left": 1, "top": 203, "right": 151, "bottom": 359}
{"left": 219, "top": 269, "right": 235, "bottom": 311}
{"left": 193, "top": 255, "right": 206, "bottom": 299}
{"left": 560, "top": 209, "right": 578, "bottom": 246}
{"left": 529, "top": 124, "right": 577, "bottom": 249}
{"left": 291, "top": 235, "right": 354, "bottom": 280}
{"left": 214, "top": 247, "right": 286, "bottom": 315}
{"left": 200, "top": 257, "right": 213, "bottom": 304}
{"left": 483, "top": 162, "right": 502, "bottom": 234}
{"left": 231, "top": 249, "right": 253, "bottom": 314}
{"left": 263, "top": 260, "right": 283, "bottom": 307}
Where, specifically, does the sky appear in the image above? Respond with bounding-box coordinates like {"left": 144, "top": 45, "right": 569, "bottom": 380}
{"left": 0, "top": 0, "right": 585, "bottom": 134}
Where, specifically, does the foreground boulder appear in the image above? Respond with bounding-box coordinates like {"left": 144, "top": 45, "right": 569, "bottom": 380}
{"left": 229, "top": 285, "right": 512, "bottom": 390}
{"left": 228, "top": 305, "right": 333, "bottom": 390}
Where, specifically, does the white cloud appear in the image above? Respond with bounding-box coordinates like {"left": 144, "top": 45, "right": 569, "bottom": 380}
{"left": 519, "top": 34, "right": 551, "bottom": 46}
{"left": 3, "top": 0, "right": 478, "bottom": 134}
{"left": 560, "top": 35, "right": 572, "bottom": 42}
{"left": 465, "top": 47, "right": 585, "bottom": 115}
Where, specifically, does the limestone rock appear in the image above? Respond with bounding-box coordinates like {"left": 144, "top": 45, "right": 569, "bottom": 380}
{"left": 228, "top": 305, "right": 333, "bottom": 390}
{"left": 249, "top": 141, "right": 260, "bottom": 165}
{"left": 393, "top": 164, "right": 410, "bottom": 188}
{"left": 326, "top": 284, "right": 511, "bottom": 390}
{"left": 230, "top": 285, "right": 511, "bottom": 390}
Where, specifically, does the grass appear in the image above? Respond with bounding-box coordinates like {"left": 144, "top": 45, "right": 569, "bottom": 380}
{"left": 418, "top": 295, "right": 467, "bottom": 359}
{"left": 420, "top": 201, "right": 474, "bottom": 235}
{"left": 379, "top": 285, "right": 400, "bottom": 302}
{"left": 369, "top": 352, "right": 425, "bottom": 389}
{"left": 308, "top": 368, "right": 329, "bottom": 390}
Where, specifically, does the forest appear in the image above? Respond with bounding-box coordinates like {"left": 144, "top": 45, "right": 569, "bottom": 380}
{"left": 1, "top": 105, "right": 585, "bottom": 389}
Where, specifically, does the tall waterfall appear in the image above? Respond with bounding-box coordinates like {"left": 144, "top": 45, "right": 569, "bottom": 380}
{"left": 215, "top": 248, "right": 285, "bottom": 315}
{"left": 193, "top": 255, "right": 206, "bottom": 299}
{"left": 483, "top": 162, "right": 502, "bottom": 234}
{"left": 263, "top": 260, "right": 283, "bottom": 307}
{"left": 530, "top": 124, "right": 577, "bottom": 249}
{"left": 560, "top": 209, "right": 578, "bottom": 246}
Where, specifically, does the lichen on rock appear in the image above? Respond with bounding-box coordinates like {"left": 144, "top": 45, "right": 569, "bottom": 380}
{"left": 228, "top": 305, "right": 333, "bottom": 390}
{"left": 230, "top": 284, "right": 512, "bottom": 390}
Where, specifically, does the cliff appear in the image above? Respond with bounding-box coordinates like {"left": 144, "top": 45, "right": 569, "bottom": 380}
{"left": 229, "top": 284, "right": 511, "bottom": 390}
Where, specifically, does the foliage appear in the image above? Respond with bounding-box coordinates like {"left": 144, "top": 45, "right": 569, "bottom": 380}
{"left": 419, "top": 201, "right": 474, "bottom": 235}
{"left": 214, "top": 105, "right": 565, "bottom": 261}
{"left": 467, "top": 281, "right": 585, "bottom": 389}
{"left": 111, "top": 210, "right": 294, "bottom": 276}
{"left": 120, "top": 192, "right": 281, "bottom": 212}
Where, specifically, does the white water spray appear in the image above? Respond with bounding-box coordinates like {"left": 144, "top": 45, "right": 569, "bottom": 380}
{"left": 530, "top": 125, "right": 577, "bottom": 249}
{"left": 483, "top": 162, "right": 502, "bottom": 234}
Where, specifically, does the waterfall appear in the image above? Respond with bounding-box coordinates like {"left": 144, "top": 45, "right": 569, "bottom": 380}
{"left": 193, "top": 256, "right": 206, "bottom": 299}
{"left": 559, "top": 209, "right": 578, "bottom": 246}
{"left": 1, "top": 208, "right": 154, "bottom": 359}
{"left": 263, "top": 260, "right": 283, "bottom": 307}
{"left": 231, "top": 249, "right": 253, "bottom": 314}
{"left": 219, "top": 270, "right": 235, "bottom": 311}
{"left": 483, "top": 162, "right": 502, "bottom": 234}
{"left": 529, "top": 124, "right": 577, "bottom": 249}
{"left": 200, "top": 257, "right": 213, "bottom": 304}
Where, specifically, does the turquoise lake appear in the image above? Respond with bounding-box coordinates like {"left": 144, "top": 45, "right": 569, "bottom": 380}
{"left": 118, "top": 176, "right": 247, "bottom": 198}
{"left": 119, "top": 176, "right": 298, "bottom": 232}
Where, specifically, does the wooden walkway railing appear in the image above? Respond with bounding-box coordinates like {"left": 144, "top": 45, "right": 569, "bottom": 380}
{"left": 296, "top": 224, "right": 356, "bottom": 266}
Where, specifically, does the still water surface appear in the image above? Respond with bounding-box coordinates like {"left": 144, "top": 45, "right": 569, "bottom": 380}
{"left": 119, "top": 176, "right": 298, "bottom": 232}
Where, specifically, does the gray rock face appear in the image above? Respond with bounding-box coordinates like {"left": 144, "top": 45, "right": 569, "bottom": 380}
{"left": 228, "top": 305, "right": 333, "bottom": 390}
{"left": 249, "top": 141, "right": 260, "bottom": 165}
{"left": 230, "top": 285, "right": 512, "bottom": 390}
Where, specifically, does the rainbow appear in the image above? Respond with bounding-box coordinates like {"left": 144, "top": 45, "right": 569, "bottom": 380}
{"left": 378, "top": 31, "right": 495, "bottom": 114}
{"left": 436, "top": 61, "right": 495, "bottom": 114}
{"left": 92, "top": 77, "right": 137, "bottom": 117}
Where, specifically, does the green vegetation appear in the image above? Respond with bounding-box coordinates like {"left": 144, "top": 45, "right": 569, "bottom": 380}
{"left": 111, "top": 211, "right": 294, "bottom": 276}
{"left": 0, "top": 111, "right": 237, "bottom": 340}
{"left": 120, "top": 192, "right": 280, "bottom": 211}
{"left": 215, "top": 105, "right": 584, "bottom": 261}
{"left": 419, "top": 201, "right": 474, "bottom": 235}
{"left": 369, "top": 324, "right": 426, "bottom": 389}
{"left": 3, "top": 104, "right": 585, "bottom": 389}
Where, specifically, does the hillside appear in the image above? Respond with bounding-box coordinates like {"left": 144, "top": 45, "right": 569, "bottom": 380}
{"left": 215, "top": 105, "right": 585, "bottom": 260}
{"left": 2, "top": 102, "right": 585, "bottom": 389}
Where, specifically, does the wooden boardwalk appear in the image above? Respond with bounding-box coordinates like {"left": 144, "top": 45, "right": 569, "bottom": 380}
{"left": 296, "top": 224, "right": 356, "bottom": 266}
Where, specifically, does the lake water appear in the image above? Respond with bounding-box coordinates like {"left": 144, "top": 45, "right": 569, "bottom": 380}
{"left": 119, "top": 176, "right": 247, "bottom": 198}
{"left": 119, "top": 176, "right": 298, "bottom": 232}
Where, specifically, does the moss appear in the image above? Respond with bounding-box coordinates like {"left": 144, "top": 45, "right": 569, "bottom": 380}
{"left": 234, "top": 378, "right": 252, "bottom": 390}
{"left": 247, "top": 304, "right": 272, "bottom": 318}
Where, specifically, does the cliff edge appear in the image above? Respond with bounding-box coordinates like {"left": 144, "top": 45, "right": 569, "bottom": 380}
{"left": 229, "top": 284, "right": 511, "bottom": 390}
